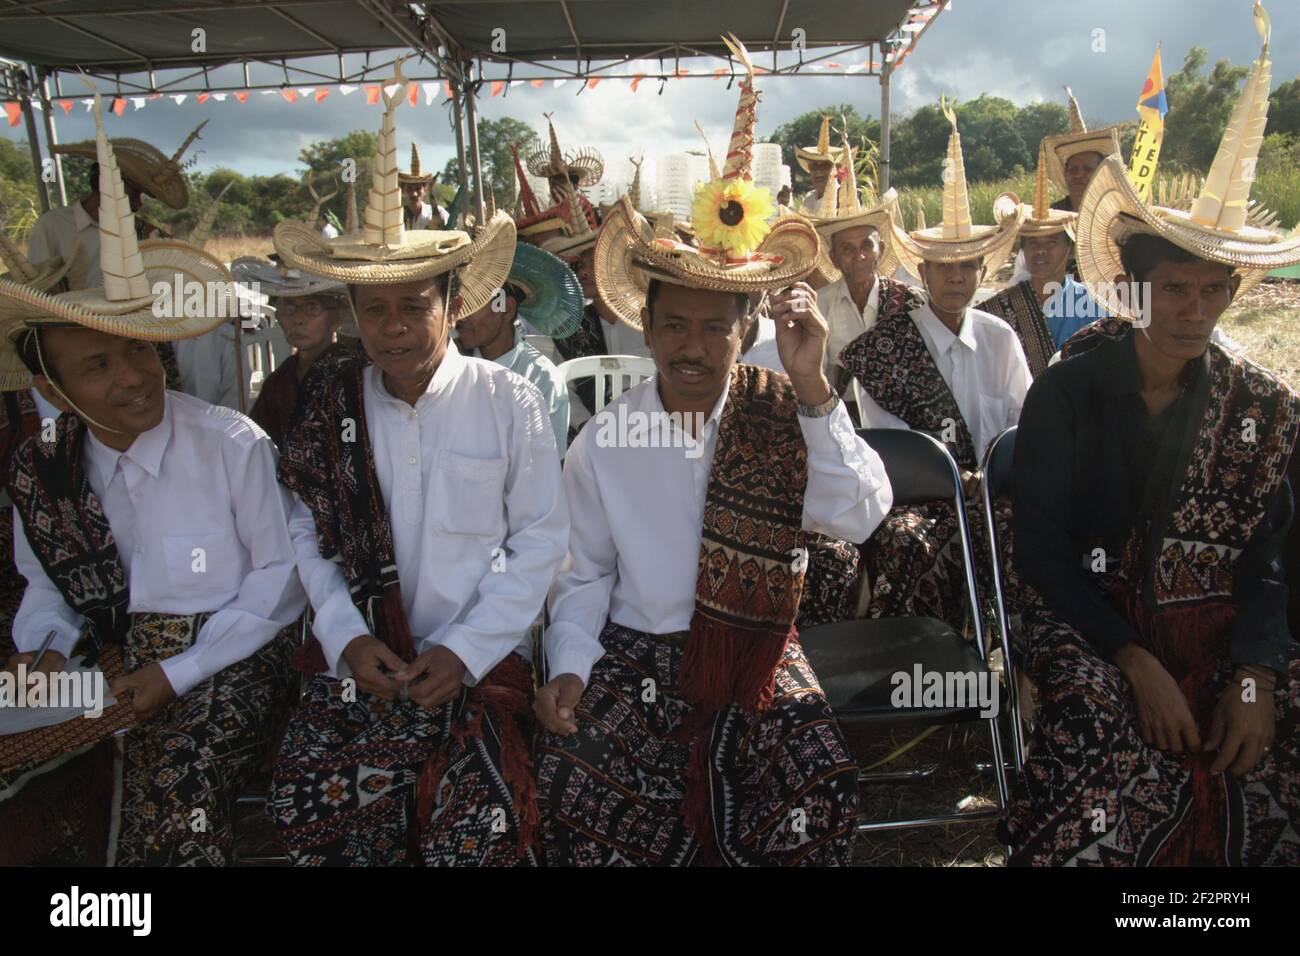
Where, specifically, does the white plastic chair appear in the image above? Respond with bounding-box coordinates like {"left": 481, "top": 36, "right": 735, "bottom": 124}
{"left": 241, "top": 325, "right": 289, "bottom": 400}
{"left": 556, "top": 354, "right": 656, "bottom": 414}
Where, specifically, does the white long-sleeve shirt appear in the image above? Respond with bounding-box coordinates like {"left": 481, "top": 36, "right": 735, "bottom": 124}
{"left": 174, "top": 323, "right": 250, "bottom": 413}
{"left": 856, "top": 302, "right": 1031, "bottom": 461}
{"left": 290, "top": 345, "right": 569, "bottom": 683}
{"left": 12, "top": 391, "right": 306, "bottom": 697}
{"left": 546, "top": 373, "right": 894, "bottom": 684}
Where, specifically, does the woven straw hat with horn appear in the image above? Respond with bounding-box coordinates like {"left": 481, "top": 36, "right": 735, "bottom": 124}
{"left": 0, "top": 82, "right": 233, "bottom": 394}
{"left": 55, "top": 119, "right": 207, "bottom": 211}
{"left": 795, "top": 115, "right": 847, "bottom": 173}
{"left": 809, "top": 122, "right": 921, "bottom": 282}
{"left": 1019, "top": 141, "right": 1079, "bottom": 239}
{"left": 595, "top": 35, "right": 819, "bottom": 331}
{"left": 526, "top": 114, "right": 605, "bottom": 187}
{"left": 398, "top": 143, "right": 436, "bottom": 186}
{"left": 1076, "top": 1, "right": 1300, "bottom": 320}
{"left": 273, "top": 58, "right": 515, "bottom": 313}
{"left": 1042, "top": 87, "right": 1123, "bottom": 198}
{"left": 894, "top": 97, "right": 1025, "bottom": 272}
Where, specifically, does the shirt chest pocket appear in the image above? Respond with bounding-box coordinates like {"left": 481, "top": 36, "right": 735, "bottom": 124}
{"left": 162, "top": 532, "right": 239, "bottom": 599}
{"left": 432, "top": 450, "right": 509, "bottom": 538}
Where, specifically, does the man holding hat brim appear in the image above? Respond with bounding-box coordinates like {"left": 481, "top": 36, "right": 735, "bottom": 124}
{"left": 840, "top": 97, "right": 1030, "bottom": 627}
{"left": 535, "top": 37, "right": 893, "bottom": 866}
{"left": 230, "top": 257, "right": 353, "bottom": 447}
{"left": 0, "top": 88, "right": 306, "bottom": 866}
{"left": 1003, "top": 2, "right": 1300, "bottom": 866}
{"left": 27, "top": 121, "right": 207, "bottom": 291}
{"left": 795, "top": 116, "right": 845, "bottom": 216}
{"left": 807, "top": 125, "right": 926, "bottom": 413}
{"left": 454, "top": 241, "right": 579, "bottom": 454}
{"left": 979, "top": 142, "right": 1096, "bottom": 377}
{"left": 268, "top": 61, "right": 568, "bottom": 867}
{"left": 399, "top": 143, "right": 448, "bottom": 230}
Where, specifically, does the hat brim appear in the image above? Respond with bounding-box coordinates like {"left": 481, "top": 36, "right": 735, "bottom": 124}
{"left": 811, "top": 196, "right": 922, "bottom": 283}
{"left": 795, "top": 147, "right": 845, "bottom": 174}
{"left": 56, "top": 139, "right": 189, "bottom": 210}
{"left": 595, "top": 195, "right": 818, "bottom": 331}
{"left": 1076, "top": 155, "right": 1300, "bottom": 320}
{"left": 897, "top": 205, "right": 1026, "bottom": 276}
{"left": 1043, "top": 126, "right": 1122, "bottom": 195}
{"left": 504, "top": 242, "right": 584, "bottom": 338}
{"left": 272, "top": 212, "right": 517, "bottom": 316}
{"left": 0, "top": 240, "right": 233, "bottom": 390}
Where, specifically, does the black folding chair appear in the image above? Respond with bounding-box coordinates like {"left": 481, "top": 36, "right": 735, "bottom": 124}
{"left": 798, "top": 428, "right": 1011, "bottom": 832}
{"left": 980, "top": 425, "right": 1026, "bottom": 770}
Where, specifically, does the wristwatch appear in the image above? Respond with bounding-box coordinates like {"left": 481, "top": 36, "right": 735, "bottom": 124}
{"left": 797, "top": 394, "right": 840, "bottom": 418}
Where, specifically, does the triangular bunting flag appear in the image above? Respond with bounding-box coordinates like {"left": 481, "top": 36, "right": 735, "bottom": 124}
{"left": 339, "top": 84, "right": 357, "bottom": 95}
{"left": 234, "top": 91, "right": 249, "bottom": 103}
{"left": 111, "top": 97, "right": 126, "bottom": 115}
{"left": 316, "top": 89, "right": 330, "bottom": 103}
{"left": 197, "top": 92, "right": 210, "bottom": 104}
{"left": 3, "top": 102, "right": 21, "bottom": 128}
{"left": 365, "top": 86, "right": 381, "bottom": 105}
{"left": 172, "top": 94, "right": 187, "bottom": 104}
{"left": 530, "top": 79, "right": 544, "bottom": 88}
{"left": 131, "top": 97, "right": 146, "bottom": 110}
{"left": 491, "top": 80, "right": 504, "bottom": 97}
{"left": 58, "top": 99, "right": 74, "bottom": 115}
{"left": 280, "top": 89, "right": 298, "bottom": 103}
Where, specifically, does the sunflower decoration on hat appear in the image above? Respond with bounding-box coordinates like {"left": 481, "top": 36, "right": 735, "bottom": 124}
{"left": 54, "top": 118, "right": 208, "bottom": 211}
{"left": 808, "top": 120, "right": 921, "bottom": 283}
{"left": 893, "top": 96, "right": 1025, "bottom": 274}
{"left": 595, "top": 35, "right": 819, "bottom": 332}
{"left": 1042, "top": 88, "right": 1122, "bottom": 201}
{"left": 273, "top": 57, "right": 515, "bottom": 317}
{"left": 0, "top": 81, "right": 233, "bottom": 405}
{"left": 1076, "top": 1, "right": 1300, "bottom": 320}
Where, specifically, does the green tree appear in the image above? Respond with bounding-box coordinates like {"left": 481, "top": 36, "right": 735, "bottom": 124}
{"left": 441, "top": 116, "right": 541, "bottom": 210}
{"left": 1267, "top": 77, "right": 1300, "bottom": 140}
{"left": 1162, "top": 47, "right": 1249, "bottom": 170}
{"left": 765, "top": 105, "right": 880, "bottom": 194}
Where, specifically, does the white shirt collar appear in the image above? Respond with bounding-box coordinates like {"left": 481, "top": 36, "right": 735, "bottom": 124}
{"left": 646, "top": 370, "right": 732, "bottom": 436}
{"left": 73, "top": 200, "right": 96, "bottom": 232}
{"left": 917, "top": 301, "right": 978, "bottom": 354}
{"left": 85, "top": 390, "right": 174, "bottom": 486}
{"left": 831, "top": 276, "right": 881, "bottom": 317}
{"left": 369, "top": 341, "right": 466, "bottom": 408}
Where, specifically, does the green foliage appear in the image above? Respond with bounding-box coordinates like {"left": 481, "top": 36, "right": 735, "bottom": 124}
{"left": 441, "top": 116, "right": 540, "bottom": 210}
{"left": 1162, "top": 47, "right": 1249, "bottom": 171}
{"left": 766, "top": 105, "right": 880, "bottom": 194}
{"left": 1267, "top": 78, "right": 1300, "bottom": 140}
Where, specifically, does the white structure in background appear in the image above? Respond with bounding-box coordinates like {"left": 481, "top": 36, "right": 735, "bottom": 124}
{"left": 655, "top": 152, "right": 710, "bottom": 221}
{"left": 751, "top": 143, "right": 789, "bottom": 199}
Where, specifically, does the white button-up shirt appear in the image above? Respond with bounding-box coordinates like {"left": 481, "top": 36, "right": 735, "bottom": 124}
{"left": 174, "top": 323, "right": 250, "bottom": 412}
{"left": 818, "top": 276, "right": 883, "bottom": 411}
{"left": 12, "top": 392, "right": 307, "bottom": 697}
{"left": 289, "top": 345, "right": 569, "bottom": 683}
{"left": 472, "top": 325, "right": 570, "bottom": 455}
{"left": 856, "top": 303, "right": 1031, "bottom": 461}
{"left": 546, "top": 374, "right": 894, "bottom": 684}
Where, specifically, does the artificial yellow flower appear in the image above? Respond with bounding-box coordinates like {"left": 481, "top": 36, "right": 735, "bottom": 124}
{"left": 690, "top": 178, "right": 774, "bottom": 255}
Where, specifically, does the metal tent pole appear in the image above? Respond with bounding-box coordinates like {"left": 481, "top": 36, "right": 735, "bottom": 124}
{"left": 37, "top": 70, "right": 66, "bottom": 207}
{"left": 463, "top": 63, "right": 487, "bottom": 224}
{"left": 450, "top": 74, "right": 470, "bottom": 220}
{"left": 19, "top": 73, "right": 51, "bottom": 213}
{"left": 879, "top": 57, "right": 892, "bottom": 194}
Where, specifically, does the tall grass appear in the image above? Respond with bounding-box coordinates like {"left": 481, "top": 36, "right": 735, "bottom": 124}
{"left": 1254, "top": 166, "right": 1300, "bottom": 230}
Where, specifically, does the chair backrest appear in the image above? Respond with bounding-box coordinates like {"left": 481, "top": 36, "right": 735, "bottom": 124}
{"left": 983, "top": 426, "right": 1016, "bottom": 501}
{"left": 857, "top": 427, "right": 963, "bottom": 508}
{"left": 241, "top": 328, "right": 280, "bottom": 398}
{"left": 556, "top": 354, "right": 656, "bottom": 414}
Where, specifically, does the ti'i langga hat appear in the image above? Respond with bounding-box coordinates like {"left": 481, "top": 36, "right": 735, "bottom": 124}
{"left": 55, "top": 118, "right": 208, "bottom": 211}
{"left": 1042, "top": 87, "right": 1123, "bottom": 197}
{"left": 893, "top": 97, "right": 1025, "bottom": 274}
{"left": 0, "top": 84, "right": 233, "bottom": 396}
{"left": 808, "top": 122, "right": 922, "bottom": 282}
{"left": 526, "top": 113, "right": 604, "bottom": 187}
{"left": 272, "top": 58, "right": 516, "bottom": 314}
{"left": 1019, "top": 141, "right": 1079, "bottom": 239}
{"left": 1076, "top": 1, "right": 1300, "bottom": 320}
{"left": 795, "top": 115, "right": 847, "bottom": 173}
{"left": 594, "top": 35, "right": 819, "bottom": 332}
{"left": 398, "top": 143, "right": 437, "bottom": 186}
{"left": 497, "top": 241, "right": 584, "bottom": 338}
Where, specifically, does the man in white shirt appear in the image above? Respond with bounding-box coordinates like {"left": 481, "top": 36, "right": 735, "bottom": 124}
{"left": 534, "top": 186, "right": 892, "bottom": 860}
{"left": 839, "top": 100, "right": 1029, "bottom": 626}
{"left": 2, "top": 291, "right": 303, "bottom": 868}
{"left": 173, "top": 321, "right": 249, "bottom": 412}
{"left": 268, "top": 76, "right": 567, "bottom": 866}
{"left": 399, "top": 144, "right": 449, "bottom": 230}
{"left": 795, "top": 116, "right": 844, "bottom": 216}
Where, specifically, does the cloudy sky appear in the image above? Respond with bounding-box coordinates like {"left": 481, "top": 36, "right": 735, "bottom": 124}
{"left": 2, "top": 0, "right": 1294, "bottom": 185}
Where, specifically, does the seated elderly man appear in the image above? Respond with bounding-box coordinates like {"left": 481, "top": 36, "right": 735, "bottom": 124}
{"left": 841, "top": 100, "right": 1029, "bottom": 627}
{"left": 1, "top": 92, "right": 304, "bottom": 865}
{"left": 1002, "top": 9, "right": 1300, "bottom": 864}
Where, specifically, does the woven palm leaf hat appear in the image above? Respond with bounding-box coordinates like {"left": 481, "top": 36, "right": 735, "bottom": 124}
{"left": 228, "top": 255, "right": 356, "bottom": 336}
{"left": 892, "top": 97, "right": 1025, "bottom": 274}
{"left": 54, "top": 118, "right": 207, "bottom": 210}
{"left": 1076, "top": 1, "right": 1300, "bottom": 320}
{"left": 809, "top": 123, "right": 922, "bottom": 283}
{"left": 273, "top": 57, "right": 515, "bottom": 314}
{"left": 526, "top": 113, "right": 604, "bottom": 187}
{"left": 1042, "top": 88, "right": 1123, "bottom": 197}
{"left": 1019, "top": 141, "right": 1078, "bottom": 239}
{"left": 795, "top": 115, "right": 847, "bottom": 173}
{"left": 398, "top": 143, "right": 436, "bottom": 186}
{"left": 0, "top": 84, "right": 233, "bottom": 395}
{"left": 498, "top": 241, "right": 584, "bottom": 338}
{"left": 595, "top": 35, "right": 820, "bottom": 332}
